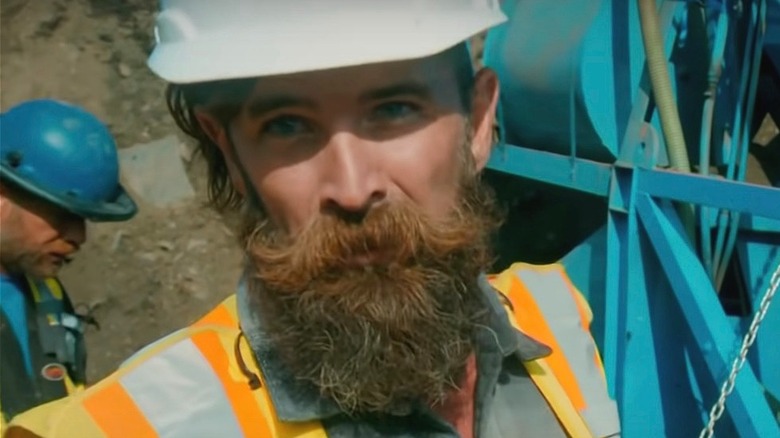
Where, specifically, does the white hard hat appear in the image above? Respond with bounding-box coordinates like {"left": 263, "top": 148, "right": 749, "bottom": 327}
{"left": 148, "top": 0, "right": 507, "bottom": 84}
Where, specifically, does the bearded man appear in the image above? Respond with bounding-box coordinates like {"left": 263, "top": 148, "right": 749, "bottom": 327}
{"left": 4, "top": 1, "right": 620, "bottom": 437}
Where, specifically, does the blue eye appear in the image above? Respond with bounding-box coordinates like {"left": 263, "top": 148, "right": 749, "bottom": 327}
{"left": 261, "top": 116, "right": 311, "bottom": 137}
{"left": 371, "top": 102, "right": 420, "bottom": 122}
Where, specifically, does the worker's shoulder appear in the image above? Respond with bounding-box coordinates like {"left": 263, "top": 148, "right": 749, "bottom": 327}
{"left": 5, "top": 397, "right": 75, "bottom": 438}
{"left": 120, "top": 293, "right": 240, "bottom": 368}
{"left": 487, "top": 261, "right": 575, "bottom": 293}
{"left": 487, "top": 261, "right": 594, "bottom": 320}
{"left": 4, "top": 297, "right": 243, "bottom": 438}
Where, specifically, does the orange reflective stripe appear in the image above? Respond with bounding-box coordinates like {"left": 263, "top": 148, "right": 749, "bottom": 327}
{"left": 191, "top": 330, "right": 272, "bottom": 438}
{"left": 194, "top": 303, "right": 236, "bottom": 328}
{"left": 507, "top": 277, "right": 588, "bottom": 411}
{"left": 83, "top": 382, "right": 157, "bottom": 437}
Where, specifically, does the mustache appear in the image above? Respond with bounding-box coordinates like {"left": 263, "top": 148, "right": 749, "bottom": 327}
{"left": 246, "top": 201, "right": 487, "bottom": 292}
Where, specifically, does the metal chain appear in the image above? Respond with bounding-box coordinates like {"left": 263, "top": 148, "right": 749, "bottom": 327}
{"left": 699, "top": 262, "right": 780, "bottom": 438}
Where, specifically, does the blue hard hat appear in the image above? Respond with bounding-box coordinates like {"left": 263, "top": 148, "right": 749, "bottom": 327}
{"left": 0, "top": 99, "right": 137, "bottom": 221}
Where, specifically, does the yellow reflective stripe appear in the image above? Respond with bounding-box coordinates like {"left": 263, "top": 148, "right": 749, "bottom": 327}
{"left": 25, "top": 277, "right": 64, "bottom": 302}
{"left": 514, "top": 265, "right": 604, "bottom": 400}
{"left": 62, "top": 373, "right": 82, "bottom": 395}
{"left": 193, "top": 295, "right": 239, "bottom": 328}
{"left": 190, "top": 296, "right": 324, "bottom": 436}
{"left": 507, "top": 263, "right": 620, "bottom": 437}
{"left": 228, "top": 309, "right": 327, "bottom": 438}
{"left": 116, "top": 330, "right": 188, "bottom": 368}
{"left": 7, "top": 396, "right": 110, "bottom": 438}
{"left": 43, "top": 279, "right": 64, "bottom": 300}
{"left": 25, "top": 278, "right": 43, "bottom": 303}
{"left": 524, "top": 360, "right": 594, "bottom": 438}
{"left": 506, "top": 276, "right": 588, "bottom": 411}
{"left": 490, "top": 264, "right": 595, "bottom": 437}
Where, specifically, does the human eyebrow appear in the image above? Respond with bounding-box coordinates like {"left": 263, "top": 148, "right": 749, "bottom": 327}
{"left": 246, "top": 95, "right": 318, "bottom": 118}
{"left": 358, "top": 81, "right": 433, "bottom": 103}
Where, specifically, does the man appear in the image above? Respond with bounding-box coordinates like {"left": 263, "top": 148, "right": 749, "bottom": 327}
{"left": 0, "top": 100, "right": 137, "bottom": 429}
{"left": 6, "top": 1, "right": 621, "bottom": 437}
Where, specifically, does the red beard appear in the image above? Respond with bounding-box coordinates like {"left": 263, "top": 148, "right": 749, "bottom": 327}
{"left": 242, "top": 167, "right": 501, "bottom": 414}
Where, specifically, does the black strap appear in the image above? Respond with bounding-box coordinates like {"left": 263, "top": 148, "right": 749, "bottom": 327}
{"left": 27, "top": 277, "right": 87, "bottom": 384}
{"left": 0, "top": 302, "right": 69, "bottom": 420}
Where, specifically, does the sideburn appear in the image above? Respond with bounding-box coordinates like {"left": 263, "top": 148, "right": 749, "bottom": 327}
{"left": 242, "top": 161, "right": 502, "bottom": 415}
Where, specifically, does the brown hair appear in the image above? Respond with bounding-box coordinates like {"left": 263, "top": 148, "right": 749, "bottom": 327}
{"left": 165, "top": 43, "right": 476, "bottom": 212}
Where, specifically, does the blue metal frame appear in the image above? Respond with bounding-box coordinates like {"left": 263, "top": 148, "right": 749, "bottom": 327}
{"left": 487, "top": 145, "right": 612, "bottom": 197}
{"left": 484, "top": 0, "right": 780, "bottom": 435}
{"left": 636, "top": 168, "right": 780, "bottom": 218}
{"left": 633, "top": 172, "right": 780, "bottom": 437}
{"left": 491, "top": 146, "right": 780, "bottom": 436}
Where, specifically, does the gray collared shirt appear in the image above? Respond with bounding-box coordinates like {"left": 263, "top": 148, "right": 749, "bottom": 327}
{"left": 238, "top": 276, "right": 568, "bottom": 437}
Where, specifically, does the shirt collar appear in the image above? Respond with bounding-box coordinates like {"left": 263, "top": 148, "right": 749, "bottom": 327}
{"left": 237, "top": 273, "right": 551, "bottom": 422}
{"left": 475, "top": 275, "right": 552, "bottom": 362}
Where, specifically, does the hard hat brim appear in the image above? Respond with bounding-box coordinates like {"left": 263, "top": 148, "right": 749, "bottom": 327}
{"left": 148, "top": 10, "right": 507, "bottom": 84}
{"left": 0, "top": 165, "right": 138, "bottom": 222}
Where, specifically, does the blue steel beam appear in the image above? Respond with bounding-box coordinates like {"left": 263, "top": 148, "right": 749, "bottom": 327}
{"left": 636, "top": 168, "right": 780, "bottom": 219}
{"left": 603, "top": 209, "right": 631, "bottom": 401}
{"left": 737, "top": 240, "right": 780, "bottom": 400}
{"left": 487, "top": 143, "right": 613, "bottom": 197}
{"left": 715, "top": 0, "right": 768, "bottom": 290}
{"left": 739, "top": 215, "right": 780, "bottom": 232}
{"left": 702, "top": 210, "right": 780, "bottom": 233}
{"left": 635, "top": 193, "right": 780, "bottom": 437}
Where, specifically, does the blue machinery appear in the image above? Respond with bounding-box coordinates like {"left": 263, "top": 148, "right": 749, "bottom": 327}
{"left": 482, "top": 0, "right": 780, "bottom": 436}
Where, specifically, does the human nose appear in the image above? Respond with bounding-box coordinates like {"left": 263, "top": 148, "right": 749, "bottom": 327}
{"left": 62, "top": 217, "right": 87, "bottom": 249}
{"left": 319, "top": 132, "right": 387, "bottom": 219}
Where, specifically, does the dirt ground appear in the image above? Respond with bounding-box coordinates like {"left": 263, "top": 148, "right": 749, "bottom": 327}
{"left": 1, "top": 0, "right": 242, "bottom": 381}
{"left": 1, "top": 0, "right": 778, "bottom": 382}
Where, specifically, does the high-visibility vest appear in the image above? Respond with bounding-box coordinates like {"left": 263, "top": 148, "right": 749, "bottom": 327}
{"left": 0, "top": 277, "right": 85, "bottom": 432}
{"left": 5, "top": 263, "right": 620, "bottom": 438}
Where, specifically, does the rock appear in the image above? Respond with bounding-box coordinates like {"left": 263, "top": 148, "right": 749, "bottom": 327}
{"left": 87, "top": 297, "right": 108, "bottom": 311}
{"left": 97, "top": 50, "right": 113, "bottom": 63}
{"left": 753, "top": 114, "right": 780, "bottom": 146}
{"left": 34, "top": 4, "right": 66, "bottom": 38}
{"left": 117, "top": 62, "right": 131, "bottom": 77}
{"left": 118, "top": 135, "right": 195, "bottom": 208}
{"left": 157, "top": 240, "right": 174, "bottom": 251}
{"left": 180, "top": 279, "right": 210, "bottom": 301}
{"left": 178, "top": 141, "right": 194, "bottom": 163}
{"left": 220, "top": 225, "right": 235, "bottom": 237}
{"left": 110, "top": 230, "right": 127, "bottom": 252}
{"left": 186, "top": 239, "right": 208, "bottom": 251}
{"left": 137, "top": 252, "right": 158, "bottom": 263}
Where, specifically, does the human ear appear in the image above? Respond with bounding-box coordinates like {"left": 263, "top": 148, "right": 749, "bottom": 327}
{"left": 469, "top": 68, "right": 500, "bottom": 171}
{"left": 194, "top": 109, "right": 247, "bottom": 196}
